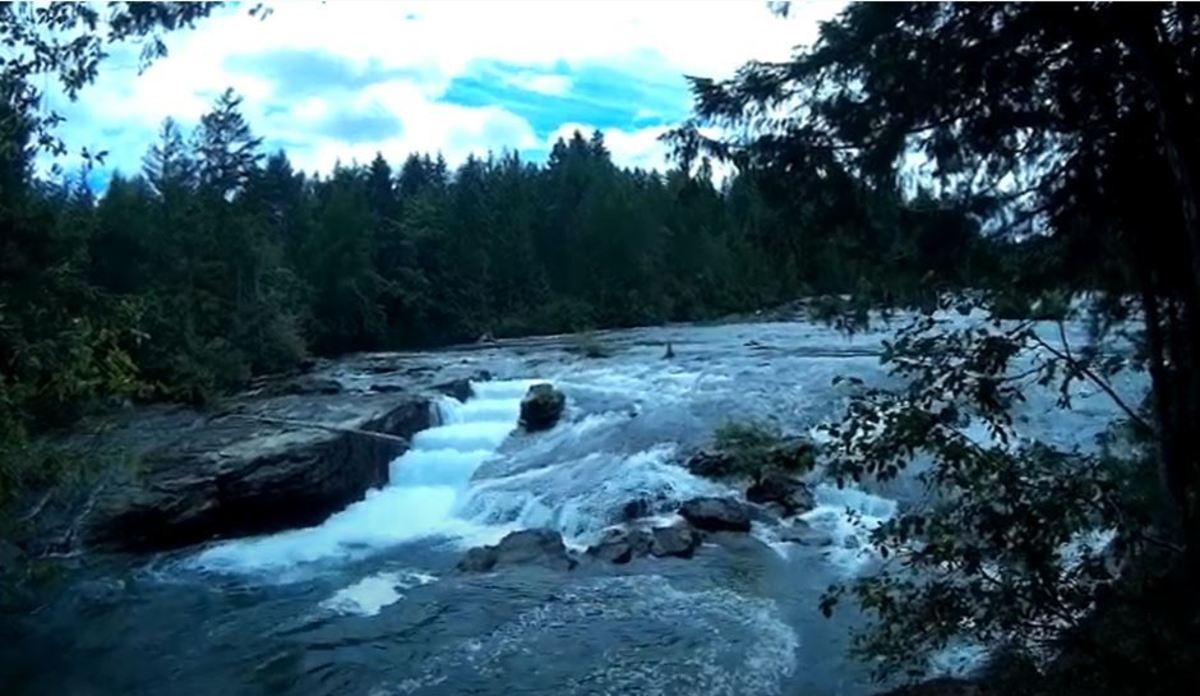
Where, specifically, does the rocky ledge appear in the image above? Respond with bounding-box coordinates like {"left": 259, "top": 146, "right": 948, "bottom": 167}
{"left": 24, "top": 356, "right": 494, "bottom": 554}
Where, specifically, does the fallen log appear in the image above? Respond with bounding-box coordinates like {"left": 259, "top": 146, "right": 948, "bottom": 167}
{"left": 228, "top": 414, "right": 410, "bottom": 446}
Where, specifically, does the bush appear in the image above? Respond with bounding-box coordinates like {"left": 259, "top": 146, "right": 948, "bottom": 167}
{"left": 711, "top": 419, "right": 815, "bottom": 480}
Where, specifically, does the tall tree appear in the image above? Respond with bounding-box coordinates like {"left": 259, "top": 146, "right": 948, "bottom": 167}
{"left": 679, "top": 2, "right": 1200, "bottom": 689}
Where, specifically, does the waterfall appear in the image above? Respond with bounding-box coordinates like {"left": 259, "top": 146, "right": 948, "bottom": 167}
{"left": 194, "top": 380, "right": 539, "bottom": 573}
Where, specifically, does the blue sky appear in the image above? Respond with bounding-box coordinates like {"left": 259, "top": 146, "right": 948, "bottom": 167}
{"left": 48, "top": 1, "right": 843, "bottom": 180}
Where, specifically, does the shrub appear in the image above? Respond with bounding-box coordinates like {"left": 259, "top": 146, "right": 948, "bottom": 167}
{"left": 711, "top": 419, "right": 815, "bottom": 480}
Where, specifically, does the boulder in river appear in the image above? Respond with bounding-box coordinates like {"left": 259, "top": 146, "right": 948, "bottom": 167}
{"left": 458, "top": 528, "right": 575, "bottom": 572}
{"left": 433, "top": 377, "right": 474, "bottom": 402}
{"left": 679, "top": 497, "right": 752, "bottom": 532}
{"left": 519, "top": 383, "right": 566, "bottom": 431}
{"left": 745, "top": 467, "right": 816, "bottom": 515}
{"left": 650, "top": 523, "right": 701, "bottom": 558}
{"left": 586, "top": 527, "right": 653, "bottom": 564}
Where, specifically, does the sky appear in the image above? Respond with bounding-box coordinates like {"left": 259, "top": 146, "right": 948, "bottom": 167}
{"left": 48, "top": 0, "right": 845, "bottom": 182}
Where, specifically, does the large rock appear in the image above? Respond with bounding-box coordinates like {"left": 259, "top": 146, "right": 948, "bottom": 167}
{"left": 679, "top": 497, "right": 752, "bottom": 533}
{"left": 746, "top": 468, "right": 815, "bottom": 514}
{"left": 59, "top": 395, "right": 433, "bottom": 552}
{"left": 520, "top": 383, "right": 566, "bottom": 431}
{"left": 458, "top": 528, "right": 575, "bottom": 572}
{"left": 433, "top": 378, "right": 474, "bottom": 402}
{"left": 650, "top": 523, "right": 701, "bottom": 558}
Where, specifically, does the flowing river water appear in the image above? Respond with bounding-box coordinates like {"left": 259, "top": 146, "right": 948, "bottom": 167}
{"left": 2, "top": 317, "right": 1139, "bottom": 695}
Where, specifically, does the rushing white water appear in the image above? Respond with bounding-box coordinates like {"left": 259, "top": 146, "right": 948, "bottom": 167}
{"left": 195, "top": 360, "right": 904, "bottom": 578}
{"left": 195, "top": 380, "right": 541, "bottom": 573}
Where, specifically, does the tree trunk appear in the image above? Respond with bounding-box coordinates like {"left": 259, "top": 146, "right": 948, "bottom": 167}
{"left": 1124, "top": 5, "right": 1200, "bottom": 580}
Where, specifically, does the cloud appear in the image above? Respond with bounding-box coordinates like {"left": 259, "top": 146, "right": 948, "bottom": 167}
{"left": 503, "top": 72, "right": 573, "bottom": 97}
{"left": 41, "top": 0, "right": 846, "bottom": 181}
{"left": 318, "top": 109, "right": 404, "bottom": 144}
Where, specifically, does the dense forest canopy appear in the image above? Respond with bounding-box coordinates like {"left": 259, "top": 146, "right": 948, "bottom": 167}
{"left": 0, "top": 2, "right": 1022, "bottom": 459}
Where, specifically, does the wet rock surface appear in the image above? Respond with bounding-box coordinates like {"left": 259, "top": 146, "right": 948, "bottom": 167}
{"left": 28, "top": 356, "right": 498, "bottom": 554}
{"left": 679, "top": 497, "right": 753, "bottom": 533}
{"left": 519, "top": 383, "right": 566, "bottom": 431}
{"left": 746, "top": 468, "right": 816, "bottom": 515}
{"left": 777, "top": 521, "right": 834, "bottom": 546}
{"left": 74, "top": 394, "right": 432, "bottom": 552}
{"left": 459, "top": 528, "right": 575, "bottom": 572}
{"left": 650, "top": 523, "right": 702, "bottom": 558}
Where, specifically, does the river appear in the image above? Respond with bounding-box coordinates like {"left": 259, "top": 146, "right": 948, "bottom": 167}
{"left": 2, "top": 316, "right": 1139, "bottom": 695}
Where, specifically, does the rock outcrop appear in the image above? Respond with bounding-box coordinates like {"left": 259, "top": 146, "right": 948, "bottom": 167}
{"left": 458, "top": 528, "right": 575, "bottom": 572}
{"left": 679, "top": 497, "right": 752, "bottom": 533}
{"left": 685, "top": 450, "right": 737, "bottom": 478}
{"left": 685, "top": 437, "right": 818, "bottom": 479}
{"left": 73, "top": 395, "right": 432, "bottom": 552}
{"left": 519, "top": 383, "right": 566, "bottom": 431}
{"left": 745, "top": 468, "right": 816, "bottom": 515}
{"left": 21, "top": 350, "right": 496, "bottom": 555}
{"left": 584, "top": 522, "right": 702, "bottom": 563}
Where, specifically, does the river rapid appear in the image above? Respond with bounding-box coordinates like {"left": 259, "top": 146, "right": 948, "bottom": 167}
{"left": 2, "top": 316, "right": 1139, "bottom": 696}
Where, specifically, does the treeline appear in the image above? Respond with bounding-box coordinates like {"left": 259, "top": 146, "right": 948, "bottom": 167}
{"left": 2, "top": 87, "right": 1006, "bottom": 443}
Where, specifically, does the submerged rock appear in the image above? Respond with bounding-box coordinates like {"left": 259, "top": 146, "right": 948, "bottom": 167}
{"left": 519, "top": 383, "right": 566, "bottom": 431}
{"left": 746, "top": 468, "right": 815, "bottom": 515}
{"left": 650, "top": 523, "right": 702, "bottom": 558}
{"left": 777, "top": 521, "right": 834, "bottom": 546}
{"left": 458, "top": 528, "right": 575, "bottom": 572}
{"left": 679, "top": 497, "right": 752, "bottom": 533}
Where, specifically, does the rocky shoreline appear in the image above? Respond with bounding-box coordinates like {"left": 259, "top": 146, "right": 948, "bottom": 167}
{"left": 14, "top": 355, "right": 493, "bottom": 555}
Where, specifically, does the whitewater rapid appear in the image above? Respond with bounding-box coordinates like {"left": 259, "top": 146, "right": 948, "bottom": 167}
{"left": 14, "top": 318, "right": 1146, "bottom": 696}
{"left": 195, "top": 380, "right": 543, "bottom": 572}
{"left": 195, "top": 372, "right": 900, "bottom": 582}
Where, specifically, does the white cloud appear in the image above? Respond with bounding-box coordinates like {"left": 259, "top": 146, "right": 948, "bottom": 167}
{"left": 46, "top": 0, "right": 846, "bottom": 178}
{"left": 503, "top": 73, "right": 573, "bottom": 97}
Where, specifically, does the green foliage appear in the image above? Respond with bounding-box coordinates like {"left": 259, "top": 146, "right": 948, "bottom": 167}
{"left": 692, "top": 2, "right": 1200, "bottom": 690}
{"left": 711, "top": 419, "right": 815, "bottom": 480}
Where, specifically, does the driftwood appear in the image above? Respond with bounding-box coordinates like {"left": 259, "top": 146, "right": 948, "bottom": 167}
{"left": 229, "top": 414, "right": 410, "bottom": 446}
